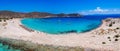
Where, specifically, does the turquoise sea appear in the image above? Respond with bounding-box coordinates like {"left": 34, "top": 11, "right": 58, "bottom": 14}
{"left": 21, "top": 17, "right": 101, "bottom": 34}
{"left": 21, "top": 14, "right": 120, "bottom": 34}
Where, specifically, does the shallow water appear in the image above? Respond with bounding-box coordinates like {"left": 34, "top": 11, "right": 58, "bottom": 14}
{"left": 0, "top": 43, "right": 21, "bottom": 51}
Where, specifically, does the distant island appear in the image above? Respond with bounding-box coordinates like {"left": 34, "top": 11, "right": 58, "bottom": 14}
{"left": 0, "top": 10, "right": 81, "bottom": 18}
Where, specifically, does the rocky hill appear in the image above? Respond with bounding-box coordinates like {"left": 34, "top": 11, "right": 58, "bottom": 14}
{"left": 0, "top": 10, "right": 81, "bottom": 18}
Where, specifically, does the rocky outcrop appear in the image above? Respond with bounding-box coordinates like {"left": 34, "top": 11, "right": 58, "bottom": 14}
{"left": 92, "top": 18, "right": 120, "bottom": 35}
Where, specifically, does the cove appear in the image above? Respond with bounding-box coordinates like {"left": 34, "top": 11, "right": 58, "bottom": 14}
{"left": 21, "top": 17, "right": 101, "bottom": 34}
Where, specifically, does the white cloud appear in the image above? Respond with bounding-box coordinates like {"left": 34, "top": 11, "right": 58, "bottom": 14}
{"left": 91, "top": 7, "right": 108, "bottom": 12}
{"left": 80, "top": 7, "right": 120, "bottom": 15}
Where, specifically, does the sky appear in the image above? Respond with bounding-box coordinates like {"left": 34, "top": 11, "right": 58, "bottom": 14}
{"left": 0, "top": 0, "right": 120, "bottom": 14}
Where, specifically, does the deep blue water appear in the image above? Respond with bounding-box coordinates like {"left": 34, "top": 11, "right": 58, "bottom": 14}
{"left": 21, "top": 14, "right": 120, "bottom": 34}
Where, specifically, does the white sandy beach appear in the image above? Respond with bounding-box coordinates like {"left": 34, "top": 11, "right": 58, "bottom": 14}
{"left": 0, "top": 18, "right": 120, "bottom": 51}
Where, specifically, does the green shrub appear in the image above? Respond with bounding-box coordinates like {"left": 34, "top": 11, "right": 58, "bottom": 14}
{"left": 0, "top": 19, "right": 1, "bottom": 22}
{"left": 102, "top": 42, "right": 106, "bottom": 44}
{"left": 115, "top": 39, "right": 118, "bottom": 41}
{"left": 116, "top": 27, "right": 119, "bottom": 29}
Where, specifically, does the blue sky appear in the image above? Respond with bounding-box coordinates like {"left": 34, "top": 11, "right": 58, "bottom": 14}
{"left": 0, "top": 0, "right": 120, "bottom": 14}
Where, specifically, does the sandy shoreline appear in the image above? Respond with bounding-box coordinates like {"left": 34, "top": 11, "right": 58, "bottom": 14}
{"left": 0, "top": 18, "right": 120, "bottom": 51}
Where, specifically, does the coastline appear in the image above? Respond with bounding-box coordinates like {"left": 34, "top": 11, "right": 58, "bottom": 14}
{"left": 0, "top": 37, "right": 86, "bottom": 51}
{"left": 0, "top": 18, "right": 120, "bottom": 51}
